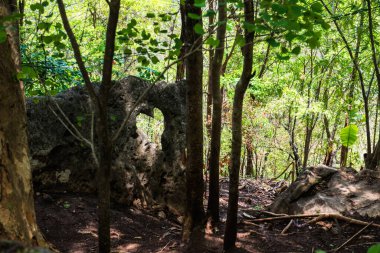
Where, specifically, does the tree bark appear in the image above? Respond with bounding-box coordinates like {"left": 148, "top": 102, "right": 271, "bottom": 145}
{"left": 245, "top": 143, "right": 254, "bottom": 176}
{"left": 205, "top": 0, "right": 215, "bottom": 137}
{"left": 176, "top": 2, "right": 186, "bottom": 81}
{"left": 182, "top": 0, "right": 205, "bottom": 251}
{"left": 207, "top": 0, "right": 227, "bottom": 226}
{"left": 0, "top": 1, "right": 45, "bottom": 245}
{"left": 365, "top": 0, "right": 380, "bottom": 170}
{"left": 224, "top": 0, "right": 254, "bottom": 250}
{"left": 57, "top": 1, "right": 120, "bottom": 252}
{"left": 96, "top": 2, "right": 120, "bottom": 252}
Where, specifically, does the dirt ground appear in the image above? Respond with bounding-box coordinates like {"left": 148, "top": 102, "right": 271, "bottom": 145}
{"left": 35, "top": 178, "right": 380, "bottom": 253}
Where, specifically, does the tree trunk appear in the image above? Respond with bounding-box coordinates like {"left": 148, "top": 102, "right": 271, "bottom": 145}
{"left": 96, "top": 1, "right": 120, "bottom": 252}
{"left": 176, "top": 2, "right": 186, "bottom": 81}
{"left": 245, "top": 143, "right": 254, "bottom": 176}
{"left": 182, "top": 0, "right": 205, "bottom": 251}
{"left": 323, "top": 116, "right": 334, "bottom": 166}
{"left": 0, "top": 1, "right": 44, "bottom": 245}
{"left": 207, "top": 0, "right": 227, "bottom": 226}
{"left": 365, "top": 0, "right": 380, "bottom": 171}
{"left": 205, "top": 0, "right": 215, "bottom": 137}
{"left": 57, "top": 1, "right": 121, "bottom": 252}
{"left": 224, "top": 0, "right": 254, "bottom": 250}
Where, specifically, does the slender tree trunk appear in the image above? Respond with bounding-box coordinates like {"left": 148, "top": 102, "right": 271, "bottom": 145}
{"left": 254, "top": 149, "right": 259, "bottom": 179}
{"left": 0, "top": 1, "right": 45, "bottom": 245}
{"left": 240, "top": 147, "right": 246, "bottom": 176}
{"left": 96, "top": 2, "right": 120, "bottom": 252}
{"left": 182, "top": 0, "right": 205, "bottom": 251}
{"left": 366, "top": 0, "right": 380, "bottom": 170}
{"left": 245, "top": 143, "right": 254, "bottom": 176}
{"left": 323, "top": 115, "right": 335, "bottom": 166}
{"left": 176, "top": 2, "right": 186, "bottom": 81}
{"left": 207, "top": 0, "right": 227, "bottom": 226}
{"left": 221, "top": 28, "right": 240, "bottom": 76}
{"left": 206, "top": 0, "right": 215, "bottom": 136}
{"left": 57, "top": 1, "right": 120, "bottom": 252}
{"left": 224, "top": 0, "right": 254, "bottom": 250}
{"left": 286, "top": 112, "right": 301, "bottom": 174}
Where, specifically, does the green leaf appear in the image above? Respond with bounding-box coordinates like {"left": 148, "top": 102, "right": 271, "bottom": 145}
{"left": 110, "top": 115, "right": 118, "bottom": 122}
{"left": 281, "top": 46, "right": 289, "bottom": 54}
{"left": 188, "top": 13, "right": 201, "bottom": 20}
{"left": 63, "top": 201, "right": 70, "bottom": 209}
{"left": 204, "top": 9, "right": 216, "bottom": 17}
{"left": 146, "top": 13, "right": 155, "bottom": 18}
{"left": 243, "top": 21, "right": 255, "bottom": 32}
{"left": 236, "top": 34, "right": 245, "bottom": 47}
{"left": 43, "top": 35, "right": 53, "bottom": 44}
{"left": 266, "top": 38, "right": 280, "bottom": 47}
{"left": 205, "top": 37, "right": 220, "bottom": 48}
{"left": 194, "top": 0, "right": 206, "bottom": 8}
{"left": 368, "top": 244, "right": 380, "bottom": 253}
{"left": 276, "top": 53, "right": 290, "bottom": 60}
{"left": 291, "top": 46, "right": 301, "bottom": 55}
{"left": 17, "top": 66, "right": 38, "bottom": 80}
{"left": 129, "top": 19, "right": 137, "bottom": 28}
{"left": 315, "top": 250, "right": 326, "bottom": 253}
{"left": 30, "top": 3, "right": 44, "bottom": 13}
{"left": 37, "top": 21, "right": 51, "bottom": 31}
{"left": 76, "top": 115, "right": 84, "bottom": 127}
{"left": 311, "top": 2, "right": 324, "bottom": 13}
{"left": 193, "top": 23, "right": 205, "bottom": 35}
{"left": 340, "top": 124, "right": 359, "bottom": 147}
{"left": 151, "top": 55, "right": 159, "bottom": 64}
{"left": 271, "top": 3, "right": 287, "bottom": 14}
{"left": 306, "top": 36, "right": 320, "bottom": 49}
{"left": 285, "top": 32, "right": 297, "bottom": 42}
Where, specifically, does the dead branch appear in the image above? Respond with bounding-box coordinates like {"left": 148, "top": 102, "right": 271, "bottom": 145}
{"left": 250, "top": 213, "right": 321, "bottom": 222}
{"left": 258, "top": 210, "right": 287, "bottom": 217}
{"left": 281, "top": 219, "right": 293, "bottom": 235}
{"left": 249, "top": 213, "right": 380, "bottom": 228}
{"left": 305, "top": 214, "right": 380, "bottom": 228}
{"left": 333, "top": 222, "right": 373, "bottom": 252}
{"left": 241, "top": 220, "right": 261, "bottom": 227}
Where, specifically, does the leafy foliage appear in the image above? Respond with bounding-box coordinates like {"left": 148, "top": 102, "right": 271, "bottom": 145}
{"left": 340, "top": 124, "right": 359, "bottom": 148}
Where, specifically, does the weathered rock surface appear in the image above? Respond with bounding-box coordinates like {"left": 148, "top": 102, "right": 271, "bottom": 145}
{"left": 270, "top": 165, "right": 380, "bottom": 217}
{"left": 27, "top": 76, "right": 186, "bottom": 213}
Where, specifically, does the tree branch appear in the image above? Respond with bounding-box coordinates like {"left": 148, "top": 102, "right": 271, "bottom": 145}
{"left": 56, "top": 0, "right": 98, "bottom": 104}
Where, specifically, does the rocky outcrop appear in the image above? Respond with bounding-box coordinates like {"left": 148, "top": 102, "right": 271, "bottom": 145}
{"left": 27, "top": 76, "right": 186, "bottom": 213}
{"left": 270, "top": 165, "right": 380, "bottom": 217}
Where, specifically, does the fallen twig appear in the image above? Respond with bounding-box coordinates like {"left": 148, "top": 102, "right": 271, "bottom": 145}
{"left": 305, "top": 214, "right": 380, "bottom": 228}
{"left": 333, "top": 222, "right": 373, "bottom": 252}
{"left": 241, "top": 220, "right": 262, "bottom": 227}
{"left": 259, "top": 210, "right": 287, "bottom": 217}
{"left": 249, "top": 213, "right": 380, "bottom": 228}
{"left": 281, "top": 219, "right": 293, "bottom": 235}
{"left": 250, "top": 213, "right": 321, "bottom": 222}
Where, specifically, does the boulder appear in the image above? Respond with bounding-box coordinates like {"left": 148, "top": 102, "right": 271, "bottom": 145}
{"left": 27, "top": 76, "right": 186, "bottom": 213}
{"left": 270, "top": 165, "right": 380, "bottom": 218}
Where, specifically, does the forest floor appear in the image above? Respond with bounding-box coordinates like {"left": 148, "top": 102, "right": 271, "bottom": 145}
{"left": 35, "top": 178, "right": 380, "bottom": 253}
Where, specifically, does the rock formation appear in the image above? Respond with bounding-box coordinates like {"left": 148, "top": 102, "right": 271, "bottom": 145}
{"left": 27, "top": 76, "right": 187, "bottom": 213}
{"left": 270, "top": 165, "right": 380, "bottom": 218}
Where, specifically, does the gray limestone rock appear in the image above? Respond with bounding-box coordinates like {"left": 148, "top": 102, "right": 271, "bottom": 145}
{"left": 270, "top": 165, "right": 380, "bottom": 217}
{"left": 27, "top": 76, "right": 186, "bottom": 213}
